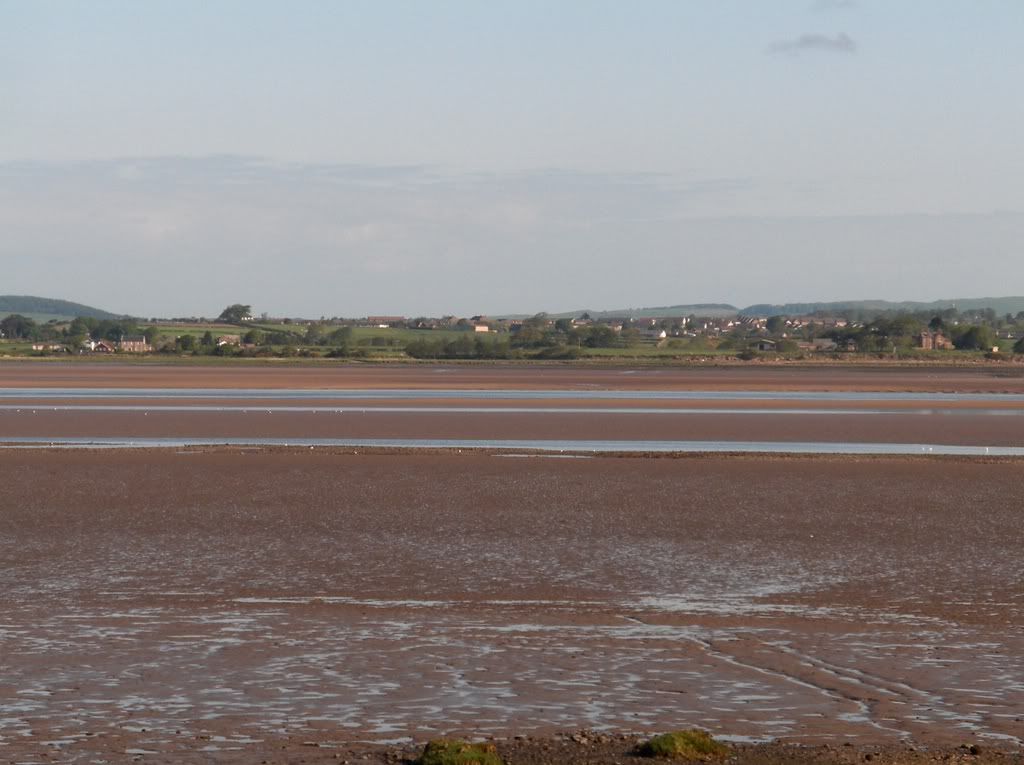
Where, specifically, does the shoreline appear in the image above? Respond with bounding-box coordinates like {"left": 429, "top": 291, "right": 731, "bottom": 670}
{"left": 2, "top": 360, "right": 1024, "bottom": 393}
{"left": 4, "top": 729, "right": 1021, "bottom": 764}
{"left": 3, "top": 354, "right": 1024, "bottom": 370}
{"left": 3, "top": 442, "right": 1024, "bottom": 462}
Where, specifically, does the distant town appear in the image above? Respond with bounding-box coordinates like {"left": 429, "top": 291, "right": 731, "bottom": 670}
{"left": 2, "top": 297, "right": 1024, "bottom": 361}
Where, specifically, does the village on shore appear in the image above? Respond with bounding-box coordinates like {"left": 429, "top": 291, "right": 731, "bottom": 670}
{"left": 3, "top": 301, "right": 1024, "bottom": 360}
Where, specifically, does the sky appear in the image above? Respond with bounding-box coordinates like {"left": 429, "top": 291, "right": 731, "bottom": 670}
{"left": 2, "top": 0, "right": 1022, "bottom": 317}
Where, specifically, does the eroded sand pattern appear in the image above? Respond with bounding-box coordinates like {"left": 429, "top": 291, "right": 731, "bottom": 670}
{"left": 2, "top": 448, "right": 1023, "bottom": 761}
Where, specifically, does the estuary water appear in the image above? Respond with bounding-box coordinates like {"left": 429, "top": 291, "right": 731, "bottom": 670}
{"left": 2, "top": 386, "right": 1023, "bottom": 454}
{"left": 4, "top": 387, "right": 1024, "bottom": 401}
{"left": 3, "top": 435, "right": 1024, "bottom": 455}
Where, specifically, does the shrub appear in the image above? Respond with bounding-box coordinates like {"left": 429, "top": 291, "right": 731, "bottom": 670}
{"left": 534, "top": 344, "right": 581, "bottom": 360}
{"left": 637, "top": 730, "right": 729, "bottom": 760}
{"left": 417, "top": 739, "right": 503, "bottom": 765}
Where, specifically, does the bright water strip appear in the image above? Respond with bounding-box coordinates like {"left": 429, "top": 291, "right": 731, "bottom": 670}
{"left": 3, "top": 388, "right": 1024, "bottom": 402}
{"left": 2, "top": 404, "right": 1024, "bottom": 416}
{"left": 2, "top": 436, "right": 1022, "bottom": 456}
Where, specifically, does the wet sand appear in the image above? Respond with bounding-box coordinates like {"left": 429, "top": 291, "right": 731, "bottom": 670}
{"left": 4, "top": 366, "right": 1024, "bottom": 450}
{"left": 3, "top": 407, "right": 1024, "bottom": 446}
{"left": 3, "top": 363, "right": 1022, "bottom": 762}
{"left": 2, "top": 360, "right": 1024, "bottom": 392}
{"left": 2, "top": 449, "right": 1022, "bottom": 762}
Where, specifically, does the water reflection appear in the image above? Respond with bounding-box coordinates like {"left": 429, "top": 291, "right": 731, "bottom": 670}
{"left": 3, "top": 435, "right": 1023, "bottom": 455}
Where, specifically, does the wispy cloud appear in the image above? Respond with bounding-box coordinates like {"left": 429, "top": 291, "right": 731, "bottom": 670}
{"left": 810, "top": 0, "right": 858, "bottom": 11}
{"left": 768, "top": 33, "right": 857, "bottom": 55}
{"left": 1, "top": 156, "right": 1020, "bottom": 317}
{"left": 0, "top": 156, "right": 756, "bottom": 316}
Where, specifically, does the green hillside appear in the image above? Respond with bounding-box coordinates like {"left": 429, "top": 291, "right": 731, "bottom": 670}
{"left": 534, "top": 304, "right": 739, "bottom": 320}
{"left": 0, "top": 295, "right": 122, "bottom": 321}
{"left": 742, "top": 297, "right": 1024, "bottom": 317}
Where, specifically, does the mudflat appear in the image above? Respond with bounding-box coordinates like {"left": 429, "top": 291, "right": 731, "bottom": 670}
{"left": 3, "top": 360, "right": 1024, "bottom": 392}
{"left": 2, "top": 449, "right": 1022, "bottom": 762}
{"left": 3, "top": 362, "right": 1022, "bottom": 762}
{"left": 4, "top": 407, "right": 1024, "bottom": 446}
{"left": 3, "top": 362, "right": 1024, "bottom": 450}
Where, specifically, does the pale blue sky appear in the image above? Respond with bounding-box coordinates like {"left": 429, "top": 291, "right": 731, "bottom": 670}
{"left": 2, "top": 1, "right": 1022, "bottom": 316}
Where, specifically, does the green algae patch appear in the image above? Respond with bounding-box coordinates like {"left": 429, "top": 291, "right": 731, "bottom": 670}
{"left": 637, "top": 730, "right": 730, "bottom": 760}
{"left": 417, "top": 739, "right": 504, "bottom": 765}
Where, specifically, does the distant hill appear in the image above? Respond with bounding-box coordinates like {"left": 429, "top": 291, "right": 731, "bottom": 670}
{"left": 541, "top": 304, "right": 739, "bottom": 320}
{"left": 741, "top": 297, "right": 1024, "bottom": 317}
{"left": 498, "top": 296, "right": 1024, "bottom": 321}
{"left": 0, "top": 295, "right": 122, "bottom": 321}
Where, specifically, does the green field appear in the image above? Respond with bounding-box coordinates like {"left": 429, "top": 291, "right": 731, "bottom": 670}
{"left": 580, "top": 345, "right": 732, "bottom": 358}
{"left": 350, "top": 326, "right": 470, "bottom": 343}
{"left": 0, "top": 312, "right": 76, "bottom": 324}
{"left": 144, "top": 322, "right": 247, "bottom": 338}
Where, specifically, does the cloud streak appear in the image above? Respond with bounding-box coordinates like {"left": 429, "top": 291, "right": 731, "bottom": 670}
{"left": 3, "top": 156, "right": 1019, "bottom": 318}
{"left": 0, "top": 156, "right": 755, "bottom": 316}
{"left": 768, "top": 33, "right": 857, "bottom": 55}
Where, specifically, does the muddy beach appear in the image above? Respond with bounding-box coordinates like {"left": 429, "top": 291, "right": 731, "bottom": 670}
{"left": 2, "top": 361, "right": 1024, "bottom": 393}
{"left": 1, "top": 449, "right": 1022, "bottom": 762}
{"left": 3, "top": 406, "right": 1024, "bottom": 447}
{"left": 2, "top": 362, "right": 1023, "bottom": 762}
{"left": 2, "top": 364, "right": 1024, "bottom": 451}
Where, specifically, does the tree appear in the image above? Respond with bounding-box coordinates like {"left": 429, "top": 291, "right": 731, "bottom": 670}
{"left": 511, "top": 314, "right": 552, "bottom": 348}
{"left": 1014, "top": 336, "right": 1024, "bottom": 354}
{"left": 765, "top": 316, "right": 785, "bottom": 334}
{"left": 90, "top": 319, "right": 139, "bottom": 342}
{"left": 326, "top": 326, "right": 353, "bottom": 346}
{"left": 952, "top": 325, "right": 996, "bottom": 351}
{"left": 554, "top": 318, "right": 573, "bottom": 334}
{"left": 218, "top": 304, "right": 252, "bottom": 323}
{"left": 66, "top": 317, "right": 93, "bottom": 338}
{"left": 304, "top": 324, "right": 325, "bottom": 345}
{"left": 242, "top": 329, "right": 265, "bottom": 345}
{"left": 581, "top": 324, "right": 619, "bottom": 348}
{"left": 0, "top": 314, "right": 37, "bottom": 340}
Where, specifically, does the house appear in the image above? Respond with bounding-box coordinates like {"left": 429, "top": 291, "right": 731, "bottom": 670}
{"left": 916, "top": 330, "right": 954, "bottom": 350}
{"left": 118, "top": 336, "right": 152, "bottom": 353}
{"left": 638, "top": 328, "right": 668, "bottom": 340}
{"left": 754, "top": 339, "right": 777, "bottom": 352}
{"left": 84, "top": 339, "right": 117, "bottom": 353}
{"left": 473, "top": 324, "right": 491, "bottom": 333}
{"left": 31, "top": 343, "right": 66, "bottom": 352}
{"left": 365, "top": 316, "right": 406, "bottom": 328}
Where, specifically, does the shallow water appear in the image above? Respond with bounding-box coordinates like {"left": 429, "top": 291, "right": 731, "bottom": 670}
{"left": 3, "top": 403, "right": 1024, "bottom": 416}
{"left": 4, "top": 387, "right": 1024, "bottom": 401}
{"left": 3, "top": 434, "right": 1024, "bottom": 455}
